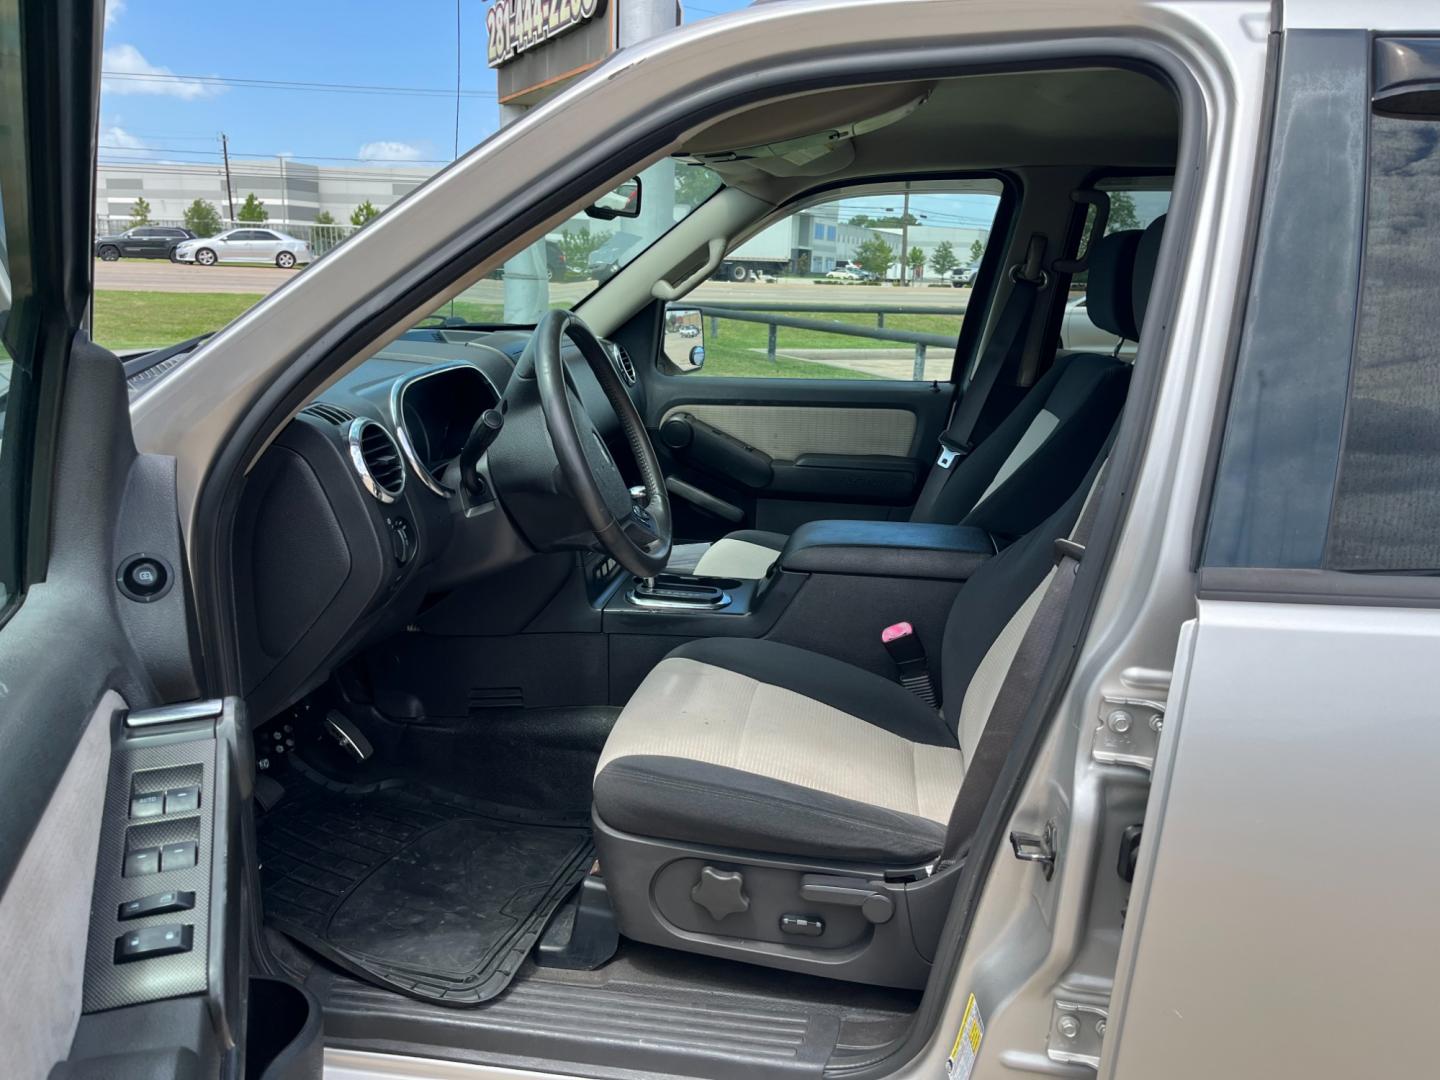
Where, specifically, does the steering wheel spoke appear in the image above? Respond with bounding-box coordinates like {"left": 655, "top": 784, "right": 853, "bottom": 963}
{"left": 528, "top": 310, "right": 673, "bottom": 577}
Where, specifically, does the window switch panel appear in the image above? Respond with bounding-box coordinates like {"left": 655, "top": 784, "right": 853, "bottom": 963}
{"left": 114, "top": 923, "right": 193, "bottom": 964}
{"left": 159, "top": 841, "right": 198, "bottom": 872}
{"left": 123, "top": 847, "right": 161, "bottom": 877}
{"left": 119, "top": 890, "right": 196, "bottom": 921}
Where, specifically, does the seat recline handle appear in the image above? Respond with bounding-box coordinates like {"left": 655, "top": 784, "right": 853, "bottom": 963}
{"left": 799, "top": 874, "right": 894, "bottom": 924}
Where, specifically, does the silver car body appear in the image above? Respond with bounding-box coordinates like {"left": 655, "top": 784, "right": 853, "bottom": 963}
{"left": 1060, "top": 293, "right": 1137, "bottom": 356}
{"left": 122, "top": 1, "right": 1440, "bottom": 1077}
{"left": 173, "top": 228, "right": 312, "bottom": 268}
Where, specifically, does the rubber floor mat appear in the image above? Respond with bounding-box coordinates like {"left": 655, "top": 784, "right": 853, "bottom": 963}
{"left": 258, "top": 780, "right": 593, "bottom": 1005}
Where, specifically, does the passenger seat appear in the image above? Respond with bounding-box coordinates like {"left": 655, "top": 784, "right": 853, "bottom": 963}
{"left": 683, "top": 221, "right": 1161, "bottom": 579}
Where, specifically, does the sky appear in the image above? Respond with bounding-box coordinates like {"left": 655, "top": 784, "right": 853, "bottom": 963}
{"left": 98, "top": 0, "right": 757, "bottom": 172}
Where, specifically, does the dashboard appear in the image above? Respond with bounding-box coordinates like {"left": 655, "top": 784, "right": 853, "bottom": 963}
{"left": 232, "top": 325, "right": 643, "bottom": 720}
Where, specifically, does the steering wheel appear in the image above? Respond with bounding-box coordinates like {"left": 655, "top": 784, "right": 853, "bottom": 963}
{"left": 531, "top": 309, "right": 672, "bottom": 577}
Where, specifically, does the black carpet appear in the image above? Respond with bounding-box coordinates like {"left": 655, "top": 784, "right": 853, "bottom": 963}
{"left": 258, "top": 776, "right": 593, "bottom": 1006}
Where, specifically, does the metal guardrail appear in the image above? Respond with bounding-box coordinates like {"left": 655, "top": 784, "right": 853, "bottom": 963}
{"left": 677, "top": 301, "right": 966, "bottom": 380}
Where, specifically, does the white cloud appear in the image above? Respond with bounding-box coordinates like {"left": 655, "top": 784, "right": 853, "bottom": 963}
{"left": 101, "top": 124, "right": 147, "bottom": 152}
{"left": 104, "top": 0, "right": 125, "bottom": 29}
{"left": 358, "top": 140, "right": 424, "bottom": 162}
{"left": 101, "top": 44, "right": 220, "bottom": 100}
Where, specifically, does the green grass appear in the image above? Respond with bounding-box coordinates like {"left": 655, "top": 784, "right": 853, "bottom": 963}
{"left": 691, "top": 311, "right": 964, "bottom": 380}
{"left": 92, "top": 290, "right": 266, "bottom": 351}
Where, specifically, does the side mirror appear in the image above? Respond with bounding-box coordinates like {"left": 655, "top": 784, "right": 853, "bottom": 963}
{"left": 585, "top": 178, "right": 642, "bottom": 220}
{"left": 665, "top": 307, "right": 707, "bottom": 371}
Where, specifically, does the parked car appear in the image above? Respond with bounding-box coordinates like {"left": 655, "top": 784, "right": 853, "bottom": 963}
{"left": 1059, "top": 293, "right": 1138, "bottom": 357}
{"left": 950, "top": 261, "right": 980, "bottom": 286}
{"left": 825, "top": 266, "right": 863, "bottom": 280}
{"left": 587, "top": 231, "right": 643, "bottom": 282}
{"left": 93, "top": 225, "right": 195, "bottom": 261}
{"left": 172, "top": 228, "right": 313, "bottom": 269}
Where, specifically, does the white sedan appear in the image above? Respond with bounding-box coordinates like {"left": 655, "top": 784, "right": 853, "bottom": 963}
{"left": 173, "top": 228, "right": 313, "bottom": 269}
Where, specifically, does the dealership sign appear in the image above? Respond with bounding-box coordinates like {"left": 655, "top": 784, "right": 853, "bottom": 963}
{"left": 487, "top": 0, "right": 607, "bottom": 68}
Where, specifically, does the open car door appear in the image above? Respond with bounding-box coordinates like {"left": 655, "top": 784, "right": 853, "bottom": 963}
{"left": 0, "top": 3, "right": 256, "bottom": 1077}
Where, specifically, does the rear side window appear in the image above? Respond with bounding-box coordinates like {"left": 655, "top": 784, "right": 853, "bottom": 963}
{"left": 1325, "top": 109, "right": 1440, "bottom": 570}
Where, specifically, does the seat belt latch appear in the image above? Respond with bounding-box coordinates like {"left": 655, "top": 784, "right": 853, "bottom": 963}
{"left": 882, "top": 622, "right": 938, "bottom": 706}
{"left": 936, "top": 438, "right": 970, "bottom": 470}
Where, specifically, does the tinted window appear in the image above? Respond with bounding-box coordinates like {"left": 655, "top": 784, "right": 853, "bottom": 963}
{"left": 254, "top": 231, "right": 279, "bottom": 241}
{"left": 1326, "top": 110, "right": 1440, "bottom": 571}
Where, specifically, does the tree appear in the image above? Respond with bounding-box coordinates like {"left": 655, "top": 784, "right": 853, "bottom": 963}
{"left": 558, "top": 225, "right": 605, "bottom": 269}
{"left": 182, "top": 198, "right": 222, "bottom": 237}
{"left": 237, "top": 193, "right": 268, "bottom": 223}
{"left": 675, "top": 165, "right": 721, "bottom": 209}
{"left": 847, "top": 212, "right": 918, "bottom": 228}
{"left": 350, "top": 200, "right": 380, "bottom": 227}
{"left": 931, "top": 240, "right": 957, "bottom": 277}
{"left": 906, "top": 245, "right": 926, "bottom": 279}
{"left": 1107, "top": 191, "right": 1140, "bottom": 232}
{"left": 311, "top": 210, "right": 344, "bottom": 254}
{"left": 852, "top": 235, "right": 896, "bottom": 278}
{"left": 128, "top": 196, "right": 152, "bottom": 227}
{"left": 969, "top": 237, "right": 985, "bottom": 263}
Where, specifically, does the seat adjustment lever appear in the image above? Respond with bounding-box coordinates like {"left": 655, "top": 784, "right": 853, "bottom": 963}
{"left": 799, "top": 874, "right": 894, "bottom": 924}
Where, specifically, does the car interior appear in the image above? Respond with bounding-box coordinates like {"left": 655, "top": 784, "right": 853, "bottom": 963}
{"left": 220, "top": 64, "right": 1178, "bottom": 1073}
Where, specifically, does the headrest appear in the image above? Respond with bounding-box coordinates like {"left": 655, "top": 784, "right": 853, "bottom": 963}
{"left": 1084, "top": 228, "right": 1142, "bottom": 342}
{"left": 1131, "top": 214, "right": 1167, "bottom": 336}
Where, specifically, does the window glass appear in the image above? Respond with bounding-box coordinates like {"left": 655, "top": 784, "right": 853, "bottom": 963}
{"left": 662, "top": 181, "right": 1003, "bottom": 381}
{"left": 431, "top": 160, "right": 723, "bottom": 327}
{"left": 1326, "top": 110, "right": 1440, "bottom": 571}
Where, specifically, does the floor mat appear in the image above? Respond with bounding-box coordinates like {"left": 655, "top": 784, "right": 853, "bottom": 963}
{"left": 258, "top": 778, "right": 593, "bottom": 1006}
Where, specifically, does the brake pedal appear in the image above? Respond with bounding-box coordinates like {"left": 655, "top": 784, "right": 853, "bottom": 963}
{"left": 324, "top": 710, "right": 374, "bottom": 762}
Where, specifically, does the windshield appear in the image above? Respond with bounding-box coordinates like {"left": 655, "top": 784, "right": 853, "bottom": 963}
{"left": 426, "top": 160, "right": 722, "bottom": 327}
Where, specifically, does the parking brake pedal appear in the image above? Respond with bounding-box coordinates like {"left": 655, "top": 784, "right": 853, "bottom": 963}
{"left": 323, "top": 711, "right": 374, "bottom": 762}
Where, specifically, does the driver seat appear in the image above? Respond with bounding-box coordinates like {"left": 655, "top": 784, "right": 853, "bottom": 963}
{"left": 592, "top": 458, "right": 1105, "bottom": 987}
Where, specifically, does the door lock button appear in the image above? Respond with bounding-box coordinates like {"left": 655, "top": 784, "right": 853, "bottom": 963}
{"left": 119, "top": 890, "right": 195, "bottom": 921}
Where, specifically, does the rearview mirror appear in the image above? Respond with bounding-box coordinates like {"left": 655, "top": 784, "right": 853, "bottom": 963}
{"left": 665, "top": 307, "right": 706, "bottom": 371}
{"left": 584, "top": 178, "right": 642, "bottom": 220}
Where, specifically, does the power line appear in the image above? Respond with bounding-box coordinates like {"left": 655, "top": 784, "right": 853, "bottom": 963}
{"left": 98, "top": 144, "right": 454, "bottom": 165}
{"left": 101, "top": 70, "right": 497, "bottom": 99}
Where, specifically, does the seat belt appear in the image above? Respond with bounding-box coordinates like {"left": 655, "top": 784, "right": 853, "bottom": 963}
{"left": 935, "top": 234, "right": 1048, "bottom": 470}
{"left": 938, "top": 465, "right": 1106, "bottom": 865}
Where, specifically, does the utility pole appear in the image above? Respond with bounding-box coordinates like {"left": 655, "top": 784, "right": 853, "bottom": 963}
{"left": 220, "top": 132, "right": 236, "bottom": 223}
{"left": 278, "top": 154, "right": 289, "bottom": 228}
{"left": 898, "top": 189, "right": 911, "bottom": 286}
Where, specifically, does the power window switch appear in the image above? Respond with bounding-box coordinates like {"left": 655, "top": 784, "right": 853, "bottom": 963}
{"left": 114, "top": 923, "right": 193, "bottom": 964}
{"left": 130, "top": 792, "right": 165, "bottom": 819}
{"left": 119, "top": 890, "right": 195, "bottom": 921}
{"left": 123, "top": 847, "right": 161, "bottom": 877}
{"left": 164, "top": 786, "right": 200, "bottom": 814}
{"left": 160, "top": 841, "right": 198, "bottom": 872}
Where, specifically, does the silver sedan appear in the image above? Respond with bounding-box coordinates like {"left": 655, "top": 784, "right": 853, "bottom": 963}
{"left": 173, "top": 228, "right": 313, "bottom": 269}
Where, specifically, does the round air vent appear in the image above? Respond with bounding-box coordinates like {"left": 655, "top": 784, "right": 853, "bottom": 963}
{"left": 347, "top": 418, "right": 406, "bottom": 503}
{"left": 608, "top": 341, "right": 637, "bottom": 384}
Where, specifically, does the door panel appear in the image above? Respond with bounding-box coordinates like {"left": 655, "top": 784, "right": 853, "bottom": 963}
{"left": 644, "top": 372, "right": 951, "bottom": 538}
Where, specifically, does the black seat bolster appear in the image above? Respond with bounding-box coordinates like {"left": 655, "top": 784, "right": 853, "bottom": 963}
{"left": 594, "top": 755, "right": 947, "bottom": 864}
{"left": 669, "top": 637, "right": 954, "bottom": 747}
{"left": 776, "top": 520, "right": 997, "bottom": 580}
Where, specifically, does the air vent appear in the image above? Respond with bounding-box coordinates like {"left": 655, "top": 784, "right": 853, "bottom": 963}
{"left": 346, "top": 419, "right": 406, "bottom": 503}
{"left": 609, "top": 341, "right": 637, "bottom": 384}
{"left": 302, "top": 401, "right": 355, "bottom": 425}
